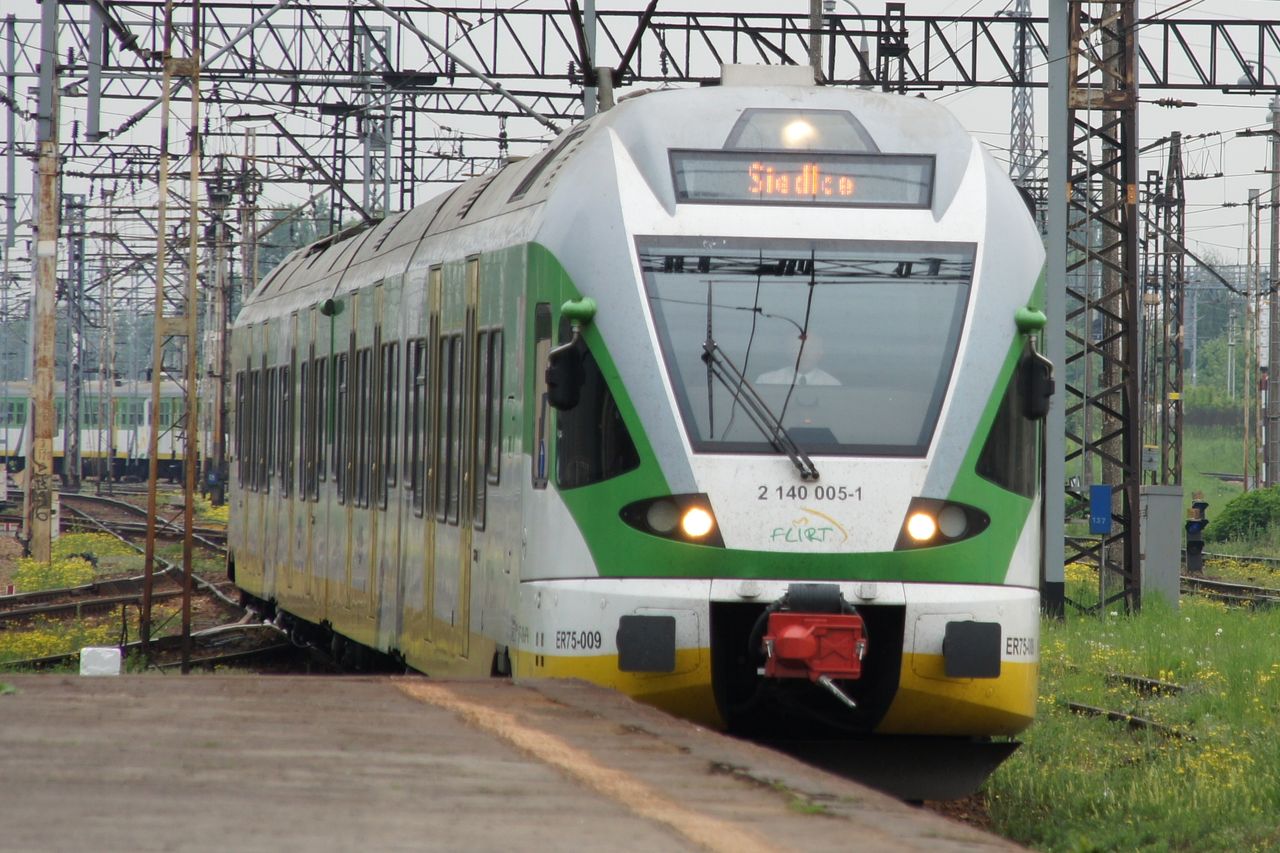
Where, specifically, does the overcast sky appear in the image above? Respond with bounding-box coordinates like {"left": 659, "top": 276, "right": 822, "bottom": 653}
{"left": 3, "top": 0, "right": 1279, "bottom": 270}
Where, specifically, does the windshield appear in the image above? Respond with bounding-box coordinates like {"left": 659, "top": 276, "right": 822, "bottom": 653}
{"left": 639, "top": 237, "right": 974, "bottom": 456}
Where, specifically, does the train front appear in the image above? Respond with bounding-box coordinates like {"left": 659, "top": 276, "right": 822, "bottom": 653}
{"left": 520, "top": 71, "right": 1048, "bottom": 749}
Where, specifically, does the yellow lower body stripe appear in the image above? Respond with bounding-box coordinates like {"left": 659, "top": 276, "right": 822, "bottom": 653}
{"left": 875, "top": 654, "right": 1037, "bottom": 736}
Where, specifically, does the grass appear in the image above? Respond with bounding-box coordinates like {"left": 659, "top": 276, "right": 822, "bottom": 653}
{"left": 0, "top": 604, "right": 182, "bottom": 668}
{"left": 985, "top": 567, "right": 1280, "bottom": 851}
{"left": 1182, "top": 424, "right": 1246, "bottom": 517}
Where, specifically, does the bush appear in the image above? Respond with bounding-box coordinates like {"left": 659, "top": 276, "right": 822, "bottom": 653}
{"left": 1204, "top": 486, "right": 1280, "bottom": 542}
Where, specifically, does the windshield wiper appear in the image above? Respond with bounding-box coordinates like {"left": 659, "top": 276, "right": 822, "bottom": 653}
{"left": 701, "top": 338, "right": 820, "bottom": 481}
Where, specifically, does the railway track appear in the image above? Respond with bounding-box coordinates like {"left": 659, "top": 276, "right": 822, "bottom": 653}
{"left": 0, "top": 576, "right": 183, "bottom": 624}
{"left": 59, "top": 492, "right": 227, "bottom": 549}
{"left": 1066, "top": 536, "right": 1280, "bottom": 605}
{"left": 1179, "top": 574, "right": 1280, "bottom": 607}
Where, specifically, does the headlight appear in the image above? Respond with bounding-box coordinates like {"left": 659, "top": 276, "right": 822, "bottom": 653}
{"left": 680, "top": 506, "right": 715, "bottom": 539}
{"left": 937, "top": 504, "right": 969, "bottom": 539}
{"left": 895, "top": 498, "right": 990, "bottom": 550}
{"left": 620, "top": 494, "right": 725, "bottom": 547}
{"left": 905, "top": 512, "right": 937, "bottom": 542}
{"left": 646, "top": 500, "right": 680, "bottom": 534}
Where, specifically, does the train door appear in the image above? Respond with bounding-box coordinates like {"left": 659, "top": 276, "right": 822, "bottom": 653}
{"left": 284, "top": 313, "right": 303, "bottom": 603}
{"left": 341, "top": 294, "right": 360, "bottom": 619}
{"left": 375, "top": 275, "right": 403, "bottom": 648}
{"left": 366, "top": 282, "right": 384, "bottom": 623}
{"left": 301, "top": 307, "right": 318, "bottom": 607}
{"left": 395, "top": 265, "right": 435, "bottom": 661}
{"left": 432, "top": 258, "right": 479, "bottom": 658}
{"left": 255, "top": 326, "right": 271, "bottom": 592}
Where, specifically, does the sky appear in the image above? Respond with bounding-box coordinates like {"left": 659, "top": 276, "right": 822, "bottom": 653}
{"left": 3, "top": 0, "right": 1280, "bottom": 273}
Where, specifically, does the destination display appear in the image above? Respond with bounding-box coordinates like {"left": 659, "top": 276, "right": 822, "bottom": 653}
{"left": 670, "top": 150, "right": 934, "bottom": 208}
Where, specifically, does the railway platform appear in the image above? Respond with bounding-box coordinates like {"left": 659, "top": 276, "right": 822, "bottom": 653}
{"left": 0, "top": 674, "right": 1020, "bottom": 852}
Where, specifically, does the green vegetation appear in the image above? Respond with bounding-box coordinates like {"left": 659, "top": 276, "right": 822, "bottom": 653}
{"left": 193, "top": 494, "right": 229, "bottom": 525}
{"left": 0, "top": 605, "right": 181, "bottom": 668}
{"left": 10, "top": 533, "right": 141, "bottom": 593}
{"left": 1205, "top": 486, "right": 1280, "bottom": 543}
{"left": 1182, "top": 424, "right": 1245, "bottom": 518}
{"left": 985, "top": 565, "right": 1280, "bottom": 851}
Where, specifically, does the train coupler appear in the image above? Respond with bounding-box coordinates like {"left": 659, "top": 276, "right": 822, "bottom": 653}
{"left": 761, "top": 610, "right": 867, "bottom": 687}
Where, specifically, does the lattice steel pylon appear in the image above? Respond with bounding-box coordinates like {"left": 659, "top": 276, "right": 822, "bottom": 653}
{"left": 1062, "top": 0, "right": 1142, "bottom": 612}
{"left": 1160, "top": 132, "right": 1185, "bottom": 486}
{"left": 1008, "top": 0, "right": 1036, "bottom": 185}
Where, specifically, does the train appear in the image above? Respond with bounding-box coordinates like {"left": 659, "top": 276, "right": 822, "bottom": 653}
{"left": 227, "top": 65, "right": 1051, "bottom": 775}
{"left": 0, "top": 380, "right": 189, "bottom": 480}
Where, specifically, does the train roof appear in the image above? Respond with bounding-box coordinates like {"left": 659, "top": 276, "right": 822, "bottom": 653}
{"left": 237, "top": 71, "right": 982, "bottom": 325}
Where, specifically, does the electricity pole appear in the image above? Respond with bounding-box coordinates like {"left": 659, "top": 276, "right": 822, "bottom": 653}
{"left": 24, "top": 0, "right": 59, "bottom": 563}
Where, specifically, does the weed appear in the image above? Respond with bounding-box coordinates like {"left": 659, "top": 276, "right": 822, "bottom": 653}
{"left": 985, "top": 594, "right": 1280, "bottom": 851}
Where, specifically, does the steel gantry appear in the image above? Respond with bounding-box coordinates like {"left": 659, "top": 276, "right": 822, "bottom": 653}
{"left": 4, "top": 2, "right": 1280, "bottom": 609}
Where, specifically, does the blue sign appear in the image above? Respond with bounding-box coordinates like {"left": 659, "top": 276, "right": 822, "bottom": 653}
{"left": 1089, "top": 484, "right": 1112, "bottom": 535}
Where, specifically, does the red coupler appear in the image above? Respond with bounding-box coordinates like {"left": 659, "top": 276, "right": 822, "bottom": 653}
{"left": 763, "top": 612, "right": 866, "bottom": 681}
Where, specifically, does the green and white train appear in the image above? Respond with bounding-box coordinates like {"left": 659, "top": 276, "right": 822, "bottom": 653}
{"left": 229, "top": 68, "right": 1051, "bottom": 748}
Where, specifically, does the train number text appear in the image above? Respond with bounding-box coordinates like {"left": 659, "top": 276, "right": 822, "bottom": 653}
{"left": 555, "top": 630, "right": 603, "bottom": 651}
{"left": 757, "top": 484, "right": 861, "bottom": 502}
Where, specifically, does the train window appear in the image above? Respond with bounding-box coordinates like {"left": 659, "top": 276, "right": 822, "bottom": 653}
{"left": 473, "top": 327, "right": 505, "bottom": 529}
{"left": 486, "top": 329, "right": 504, "bottom": 485}
{"left": 300, "top": 360, "right": 311, "bottom": 500}
{"left": 247, "top": 370, "right": 259, "bottom": 491}
{"left": 249, "top": 366, "right": 262, "bottom": 489}
{"left": 474, "top": 330, "right": 489, "bottom": 530}
{"left": 263, "top": 363, "right": 276, "bottom": 491}
{"left": 356, "top": 347, "right": 371, "bottom": 508}
{"left": 117, "top": 399, "right": 144, "bottom": 428}
{"left": 234, "top": 372, "right": 246, "bottom": 485}
{"left": 437, "top": 333, "right": 463, "bottom": 522}
{"left": 556, "top": 340, "right": 640, "bottom": 490}
{"left": 640, "top": 237, "right": 973, "bottom": 457}
{"left": 977, "top": 351, "right": 1040, "bottom": 499}
{"left": 280, "top": 365, "right": 292, "bottom": 499}
{"left": 314, "top": 356, "right": 327, "bottom": 492}
{"left": 407, "top": 338, "right": 428, "bottom": 516}
{"left": 335, "top": 353, "right": 349, "bottom": 504}
{"left": 532, "top": 305, "right": 551, "bottom": 490}
{"left": 382, "top": 341, "right": 399, "bottom": 508}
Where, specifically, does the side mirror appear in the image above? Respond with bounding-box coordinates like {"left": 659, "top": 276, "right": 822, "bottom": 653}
{"left": 1019, "top": 347, "right": 1054, "bottom": 421}
{"left": 546, "top": 342, "right": 585, "bottom": 410}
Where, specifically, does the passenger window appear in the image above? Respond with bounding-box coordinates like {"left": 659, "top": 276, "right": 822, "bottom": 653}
{"left": 315, "top": 356, "right": 327, "bottom": 488}
{"left": 234, "top": 371, "right": 246, "bottom": 486}
{"left": 382, "top": 341, "right": 398, "bottom": 508}
{"left": 436, "top": 335, "right": 455, "bottom": 523}
{"left": 265, "top": 366, "right": 276, "bottom": 494}
{"left": 335, "top": 352, "right": 349, "bottom": 504}
{"left": 408, "top": 338, "right": 428, "bottom": 516}
{"left": 356, "top": 347, "right": 371, "bottom": 508}
{"left": 532, "top": 305, "right": 551, "bottom": 490}
{"left": 471, "top": 327, "right": 505, "bottom": 530}
{"left": 448, "top": 333, "right": 462, "bottom": 525}
{"left": 280, "top": 365, "right": 292, "bottom": 498}
{"left": 300, "top": 359, "right": 312, "bottom": 501}
{"left": 555, "top": 337, "right": 640, "bottom": 490}
{"left": 976, "top": 349, "right": 1041, "bottom": 498}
